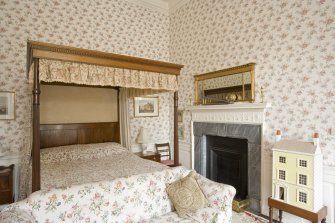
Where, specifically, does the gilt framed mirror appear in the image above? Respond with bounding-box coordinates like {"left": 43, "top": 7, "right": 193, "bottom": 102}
{"left": 194, "top": 63, "right": 255, "bottom": 105}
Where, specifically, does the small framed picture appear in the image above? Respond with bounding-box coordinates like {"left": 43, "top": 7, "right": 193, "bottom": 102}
{"left": 134, "top": 97, "right": 159, "bottom": 117}
{"left": 0, "top": 92, "right": 15, "bottom": 120}
{"left": 178, "top": 123, "right": 185, "bottom": 141}
{"left": 178, "top": 110, "right": 183, "bottom": 123}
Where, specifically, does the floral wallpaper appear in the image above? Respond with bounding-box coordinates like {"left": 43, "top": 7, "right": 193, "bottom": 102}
{"left": 170, "top": 0, "right": 335, "bottom": 166}
{"left": 0, "top": 0, "right": 171, "bottom": 198}
{"left": 1, "top": 0, "right": 334, "bottom": 201}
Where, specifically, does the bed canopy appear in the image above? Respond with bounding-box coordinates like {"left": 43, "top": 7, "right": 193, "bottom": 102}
{"left": 27, "top": 41, "right": 183, "bottom": 192}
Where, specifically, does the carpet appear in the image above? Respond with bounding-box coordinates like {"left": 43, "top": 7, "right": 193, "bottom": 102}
{"left": 232, "top": 211, "right": 269, "bottom": 223}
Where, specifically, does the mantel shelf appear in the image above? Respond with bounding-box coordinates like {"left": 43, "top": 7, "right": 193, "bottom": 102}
{"left": 186, "top": 102, "right": 271, "bottom": 111}
{"left": 186, "top": 102, "right": 271, "bottom": 125}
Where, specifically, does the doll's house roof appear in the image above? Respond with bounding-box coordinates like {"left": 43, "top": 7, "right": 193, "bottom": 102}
{"left": 273, "top": 140, "right": 318, "bottom": 155}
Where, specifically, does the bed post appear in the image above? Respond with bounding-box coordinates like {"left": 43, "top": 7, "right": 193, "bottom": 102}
{"left": 173, "top": 91, "right": 179, "bottom": 166}
{"left": 32, "top": 58, "right": 41, "bottom": 192}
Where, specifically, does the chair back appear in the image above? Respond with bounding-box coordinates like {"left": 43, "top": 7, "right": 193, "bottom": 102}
{"left": 155, "top": 143, "right": 171, "bottom": 160}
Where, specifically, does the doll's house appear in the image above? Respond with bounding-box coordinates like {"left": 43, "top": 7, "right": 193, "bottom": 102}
{"left": 272, "top": 132, "right": 323, "bottom": 212}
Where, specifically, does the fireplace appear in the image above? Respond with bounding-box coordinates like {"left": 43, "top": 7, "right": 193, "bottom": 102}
{"left": 187, "top": 103, "right": 270, "bottom": 214}
{"left": 193, "top": 122, "right": 261, "bottom": 212}
{"left": 206, "top": 135, "right": 248, "bottom": 200}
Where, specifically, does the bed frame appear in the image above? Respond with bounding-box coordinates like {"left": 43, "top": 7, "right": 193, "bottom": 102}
{"left": 40, "top": 122, "right": 120, "bottom": 149}
{"left": 27, "top": 41, "right": 183, "bottom": 192}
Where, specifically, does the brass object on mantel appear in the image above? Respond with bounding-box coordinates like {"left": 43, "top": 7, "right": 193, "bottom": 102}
{"left": 194, "top": 63, "right": 255, "bottom": 105}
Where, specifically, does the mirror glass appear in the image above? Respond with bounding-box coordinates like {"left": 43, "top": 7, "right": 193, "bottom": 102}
{"left": 195, "top": 63, "right": 255, "bottom": 104}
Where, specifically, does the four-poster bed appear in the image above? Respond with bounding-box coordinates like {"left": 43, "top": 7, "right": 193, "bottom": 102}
{"left": 27, "top": 41, "right": 183, "bottom": 192}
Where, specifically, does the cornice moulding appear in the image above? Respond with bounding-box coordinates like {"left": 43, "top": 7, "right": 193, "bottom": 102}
{"left": 123, "top": 0, "right": 169, "bottom": 14}
{"left": 122, "top": 0, "right": 189, "bottom": 14}
{"left": 168, "top": 0, "right": 190, "bottom": 13}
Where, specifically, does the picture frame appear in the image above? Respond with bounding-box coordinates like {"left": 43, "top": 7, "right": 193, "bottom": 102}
{"left": 178, "top": 123, "right": 185, "bottom": 141}
{"left": 134, "top": 96, "right": 159, "bottom": 117}
{"left": 177, "top": 110, "right": 183, "bottom": 123}
{"left": 0, "top": 91, "right": 15, "bottom": 120}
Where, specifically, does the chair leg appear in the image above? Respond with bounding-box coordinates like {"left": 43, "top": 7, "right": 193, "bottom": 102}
{"left": 269, "top": 207, "right": 273, "bottom": 223}
{"left": 279, "top": 210, "right": 282, "bottom": 223}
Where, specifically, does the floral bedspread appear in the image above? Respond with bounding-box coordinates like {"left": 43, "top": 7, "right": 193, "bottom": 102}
{"left": 28, "top": 142, "right": 167, "bottom": 192}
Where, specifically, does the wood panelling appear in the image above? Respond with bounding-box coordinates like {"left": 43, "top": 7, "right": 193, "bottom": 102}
{"left": 0, "top": 165, "right": 14, "bottom": 205}
{"left": 40, "top": 122, "right": 120, "bottom": 149}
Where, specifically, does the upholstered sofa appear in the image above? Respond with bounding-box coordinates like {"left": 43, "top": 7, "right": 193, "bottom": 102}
{"left": 0, "top": 166, "right": 236, "bottom": 223}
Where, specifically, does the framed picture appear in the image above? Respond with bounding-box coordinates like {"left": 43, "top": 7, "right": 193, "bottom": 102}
{"left": 178, "top": 123, "right": 185, "bottom": 141}
{"left": 0, "top": 92, "right": 15, "bottom": 120}
{"left": 178, "top": 110, "right": 183, "bottom": 123}
{"left": 134, "top": 97, "right": 159, "bottom": 117}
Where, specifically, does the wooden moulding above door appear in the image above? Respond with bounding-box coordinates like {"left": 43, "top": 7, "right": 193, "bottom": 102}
{"left": 27, "top": 41, "right": 184, "bottom": 77}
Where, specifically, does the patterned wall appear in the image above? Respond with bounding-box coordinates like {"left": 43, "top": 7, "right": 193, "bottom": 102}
{"left": 1, "top": 0, "right": 334, "bottom": 199}
{"left": 170, "top": 0, "right": 335, "bottom": 166}
{"left": 0, "top": 0, "right": 171, "bottom": 197}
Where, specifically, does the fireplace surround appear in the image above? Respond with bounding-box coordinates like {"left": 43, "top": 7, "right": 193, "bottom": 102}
{"left": 187, "top": 103, "right": 270, "bottom": 213}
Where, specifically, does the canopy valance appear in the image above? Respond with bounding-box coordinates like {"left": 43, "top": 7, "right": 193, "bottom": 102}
{"left": 29, "top": 59, "right": 178, "bottom": 91}
{"left": 27, "top": 41, "right": 182, "bottom": 91}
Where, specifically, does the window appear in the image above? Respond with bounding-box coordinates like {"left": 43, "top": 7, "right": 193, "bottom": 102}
{"left": 298, "top": 191, "right": 307, "bottom": 204}
{"left": 278, "top": 170, "right": 286, "bottom": 180}
{"left": 279, "top": 187, "right": 285, "bottom": 201}
{"left": 279, "top": 156, "right": 286, "bottom": 164}
{"left": 299, "top": 174, "right": 307, "bottom": 186}
{"left": 299, "top": 159, "right": 307, "bottom": 167}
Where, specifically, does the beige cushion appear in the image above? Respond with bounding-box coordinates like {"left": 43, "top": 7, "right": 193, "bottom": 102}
{"left": 166, "top": 171, "right": 208, "bottom": 217}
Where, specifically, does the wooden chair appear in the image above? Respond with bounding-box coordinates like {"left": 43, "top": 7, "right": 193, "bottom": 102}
{"left": 155, "top": 143, "right": 174, "bottom": 166}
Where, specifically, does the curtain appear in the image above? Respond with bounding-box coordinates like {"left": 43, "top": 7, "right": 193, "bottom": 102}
{"left": 19, "top": 78, "right": 33, "bottom": 199}
{"left": 119, "top": 88, "right": 131, "bottom": 150}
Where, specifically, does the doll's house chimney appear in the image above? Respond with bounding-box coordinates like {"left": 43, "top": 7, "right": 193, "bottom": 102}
{"left": 275, "top": 130, "right": 282, "bottom": 142}
{"left": 313, "top": 133, "right": 321, "bottom": 154}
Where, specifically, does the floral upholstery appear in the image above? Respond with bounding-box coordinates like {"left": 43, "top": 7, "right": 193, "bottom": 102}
{"left": 0, "top": 167, "right": 236, "bottom": 223}
{"left": 0, "top": 202, "right": 35, "bottom": 223}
